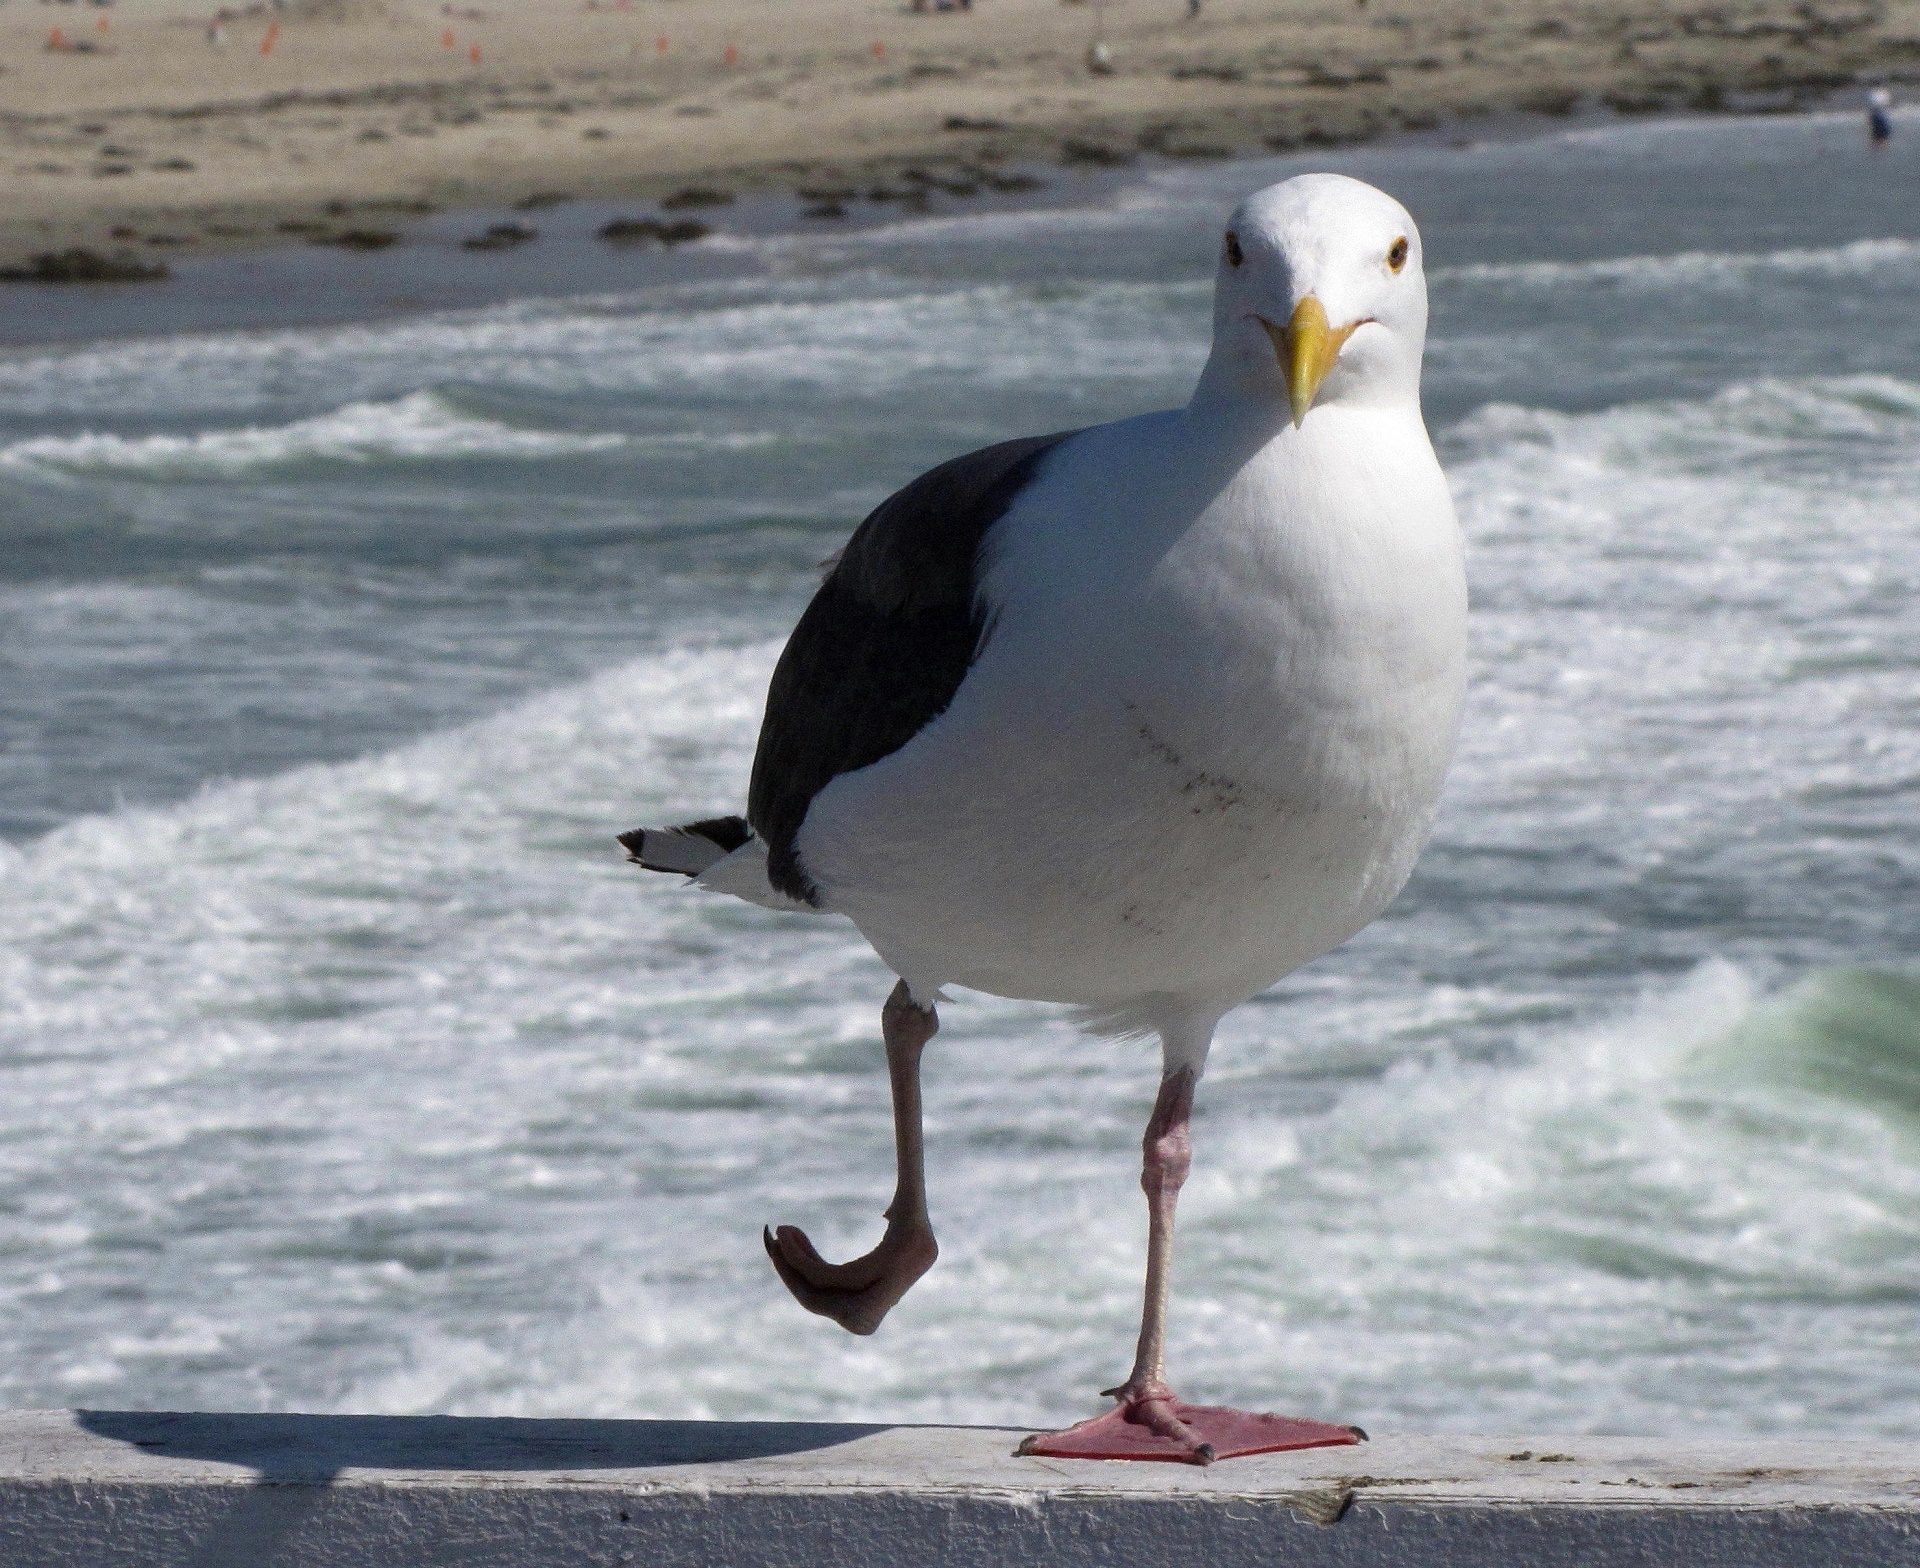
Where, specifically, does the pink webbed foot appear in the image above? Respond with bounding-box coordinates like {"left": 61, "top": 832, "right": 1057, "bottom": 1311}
{"left": 1017, "top": 1382, "right": 1363, "bottom": 1466}
{"left": 763, "top": 1219, "right": 937, "bottom": 1336}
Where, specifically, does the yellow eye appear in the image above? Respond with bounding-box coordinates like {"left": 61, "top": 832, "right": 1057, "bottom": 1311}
{"left": 1224, "top": 231, "right": 1244, "bottom": 268}
{"left": 1387, "top": 236, "right": 1409, "bottom": 272}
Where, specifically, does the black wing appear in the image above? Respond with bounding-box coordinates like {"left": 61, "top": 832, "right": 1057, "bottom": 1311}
{"left": 747, "top": 430, "right": 1077, "bottom": 905}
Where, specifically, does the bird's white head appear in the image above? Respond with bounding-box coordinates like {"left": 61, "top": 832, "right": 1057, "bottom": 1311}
{"left": 1201, "top": 172, "right": 1428, "bottom": 428}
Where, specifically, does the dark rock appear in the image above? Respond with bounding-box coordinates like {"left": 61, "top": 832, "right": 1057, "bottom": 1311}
{"left": 803, "top": 200, "right": 847, "bottom": 219}
{"left": 462, "top": 222, "right": 537, "bottom": 251}
{"left": 316, "top": 230, "right": 399, "bottom": 250}
{"left": 660, "top": 186, "right": 735, "bottom": 209}
{"left": 512, "top": 191, "right": 572, "bottom": 209}
{"left": 1518, "top": 88, "right": 1581, "bottom": 115}
{"left": 0, "top": 248, "right": 169, "bottom": 283}
{"left": 1304, "top": 64, "right": 1387, "bottom": 87}
{"left": 1060, "top": 139, "right": 1135, "bottom": 166}
{"left": 943, "top": 115, "right": 1007, "bottom": 131}
{"left": 597, "top": 217, "right": 710, "bottom": 245}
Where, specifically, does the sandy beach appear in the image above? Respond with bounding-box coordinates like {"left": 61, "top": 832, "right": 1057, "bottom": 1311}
{"left": 1, "top": 0, "right": 1917, "bottom": 267}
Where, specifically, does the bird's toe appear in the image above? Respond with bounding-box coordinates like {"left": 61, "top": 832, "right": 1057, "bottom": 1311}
{"left": 762, "top": 1221, "right": 937, "bottom": 1336}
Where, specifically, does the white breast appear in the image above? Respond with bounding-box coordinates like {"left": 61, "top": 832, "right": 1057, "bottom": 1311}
{"left": 796, "top": 405, "right": 1467, "bottom": 1025}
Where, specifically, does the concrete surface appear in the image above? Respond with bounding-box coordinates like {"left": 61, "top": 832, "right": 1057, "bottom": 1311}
{"left": 0, "top": 1409, "right": 1914, "bottom": 1565}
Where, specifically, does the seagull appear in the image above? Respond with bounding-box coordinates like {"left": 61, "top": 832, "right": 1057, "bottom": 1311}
{"left": 622, "top": 172, "right": 1467, "bottom": 1464}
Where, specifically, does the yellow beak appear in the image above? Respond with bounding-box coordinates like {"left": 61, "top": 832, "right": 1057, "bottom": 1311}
{"left": 1262, "top": 296, "right": 1359, "bottom": 428}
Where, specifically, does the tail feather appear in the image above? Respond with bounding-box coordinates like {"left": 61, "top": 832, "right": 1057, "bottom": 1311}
{"left": 618, "top": 814, "right": 752, "bottom": 876}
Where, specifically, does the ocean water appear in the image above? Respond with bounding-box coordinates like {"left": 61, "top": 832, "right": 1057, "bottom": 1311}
{"left": 4, "top": 107, "right": 1920, "bottom": 1436}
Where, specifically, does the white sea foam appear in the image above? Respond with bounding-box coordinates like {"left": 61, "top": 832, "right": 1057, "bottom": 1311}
{"left": 1449, "top": 373, "right": 1920, "bottom": 470}
{"left": 0, "top": 390, "right": 629, "bottom": 479}
{"left": 1438, "top": 236, "right": 1920, "bottom": 292}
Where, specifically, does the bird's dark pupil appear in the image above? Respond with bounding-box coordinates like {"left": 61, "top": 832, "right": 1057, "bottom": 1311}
{"left": 1388, "top": 238, "right": 1409, "bottom": 270}
{"left": 1224, "top": 232, "right": 1244, "bottom": 267}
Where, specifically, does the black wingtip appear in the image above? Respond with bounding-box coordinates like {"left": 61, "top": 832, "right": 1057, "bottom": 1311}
{"left": 685, "top": 815, "right": 752, "bottom": 854}
{"left": 618, "top": 817, "right": 754, "bottom": 875}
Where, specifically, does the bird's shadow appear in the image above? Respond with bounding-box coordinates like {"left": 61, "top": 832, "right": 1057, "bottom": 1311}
{"left": 76, "top": 1409, "right": 896, "bottom": 1567}
{"left": 78, "top": 1408, "right": 889, "bottom": 1478}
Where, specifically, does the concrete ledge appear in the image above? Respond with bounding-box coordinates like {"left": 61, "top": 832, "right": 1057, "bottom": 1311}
{"left": 0, "top": 1410, "right": 1914, "bottom": 1566}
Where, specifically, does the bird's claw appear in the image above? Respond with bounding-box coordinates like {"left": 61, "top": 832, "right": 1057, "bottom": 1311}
{"left": 763, "top": 1219, "right": 938, "bottom": 1336}
{"left": 1091, "top": 1379, "right": 1217, "bottom": 1464}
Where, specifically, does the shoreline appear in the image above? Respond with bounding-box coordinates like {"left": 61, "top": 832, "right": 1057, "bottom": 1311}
{"left": 2, "top": 0, "right": 1918, "bottom": 272}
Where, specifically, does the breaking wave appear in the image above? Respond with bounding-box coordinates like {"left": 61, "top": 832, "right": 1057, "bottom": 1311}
{"left": 1438, "top": 236, "right": 1920, "bottom": 292}
{"left": 0, "top": 391, "right": 629, "bottom": 479}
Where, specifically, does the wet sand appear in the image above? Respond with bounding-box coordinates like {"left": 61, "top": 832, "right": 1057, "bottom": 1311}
{"left": 3, "top": 0, "right": 1918, "bottom": 268}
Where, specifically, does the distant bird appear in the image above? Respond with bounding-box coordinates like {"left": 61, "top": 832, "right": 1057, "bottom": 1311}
{"left": 1868, "top": 85, "right": 1895, "bottom": 148}
{"left": 623, "top": 173, "right": 1467, "bottom": 1463}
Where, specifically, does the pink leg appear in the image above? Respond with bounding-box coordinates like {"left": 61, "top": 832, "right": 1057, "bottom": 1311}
{"left": 1019, "top": 1062, "right": 1361, "bottom": 1466}
{"left": 764, "top": 981, "right": 939, "bottom": 1335}
{"left": 1101, "top": 1068, "right": 1213, "bottom": 1455}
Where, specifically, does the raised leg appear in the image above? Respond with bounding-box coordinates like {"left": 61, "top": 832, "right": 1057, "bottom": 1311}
{"left": 764, "top": 980, "right": 939, "bottom": 1335}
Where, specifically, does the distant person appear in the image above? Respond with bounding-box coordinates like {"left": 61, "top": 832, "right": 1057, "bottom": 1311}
{"left": 1868, "top": 86, "right": 1894, "bottom": 147}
